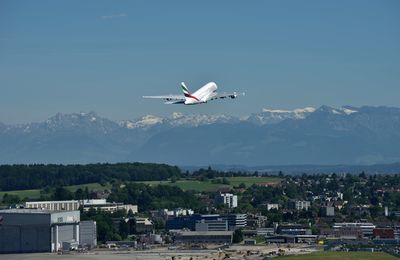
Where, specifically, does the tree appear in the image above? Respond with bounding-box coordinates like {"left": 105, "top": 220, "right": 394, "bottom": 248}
{"left": 232, "top": 229, "right": 243, "bottom": 243}
{"left": 170, "top": 176, "right": 177, "bottom": 183}
{"left": 0, "top": 163, "right": 182, "bottom": 191}
{"left": 222, "top": 178, "right": 230, "bottom": 185}
{"left": 52, "top": 187, "right": 74, "bottom": 200}
{"left": 2, "top": 193, "right": 21, "bottom": 205}
{"left": 119, "top": 219, "right": 130, "bottom": 240}
{"left": 74, "top": 188, "right": 86, "bottom": 200}
{"left": 153, "top": 218, "right": 165, "bottom": 231}
{"left": 238, "top": 183, "right": 246, "bottom": 189}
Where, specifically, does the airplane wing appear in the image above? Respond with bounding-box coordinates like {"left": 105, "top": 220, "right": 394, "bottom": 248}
{"left": 143, "top": 95, "right": 185, "bottom": 104}
{"left": 210, "top": 92, "right": 245, "bottom": 101}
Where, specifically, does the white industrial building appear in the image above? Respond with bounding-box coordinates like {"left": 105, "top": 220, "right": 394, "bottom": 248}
{"left": 25, "top": 200, "right": 80, "bottom": 211}
{"left": 80, "top": 199, "right": 138, "bottom": 213}
{"left": 214, "top": 193, "right": 238, "bottom": 208}
{"left": 24, "top": 199, "right": 138, "bottom": 214}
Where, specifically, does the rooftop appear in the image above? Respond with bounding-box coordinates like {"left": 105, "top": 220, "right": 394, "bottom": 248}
{"left": 25, "top": 200, "right": 79, "bottom": 204}
{"left": 0, "top": 208, "right": 77, "bottom": 214}
{"left": 175, "top": 231, "right": 233, "bottom": 236}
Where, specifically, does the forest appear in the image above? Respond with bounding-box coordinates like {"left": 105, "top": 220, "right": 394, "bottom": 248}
{"left": 0, "top": 163, "right": 181, "bottom": 191}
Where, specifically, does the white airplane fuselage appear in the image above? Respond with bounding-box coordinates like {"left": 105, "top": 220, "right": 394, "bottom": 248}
{"left": 184, "top": 82, "right": 218, "bottom": 105}
{"left": 143, "top": 81, "right": 242, "bottom": 105}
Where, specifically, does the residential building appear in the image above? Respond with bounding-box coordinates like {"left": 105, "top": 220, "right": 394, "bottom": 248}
{"left": 156, "top": 208, "right": 194, "bottom": 220}
{"left": 266, "top": 203, "right": 279, "bottom": 211}
{"left": 134, "top": 217, "right": 153, "bottom": 233}
{"left": 392, "top": 211, "right": 400, "bottom": 217}
{"left": 247, "top": 214, "right": 267, "bottom": 228}
{"left": 394, "top": 225, "right": 400, "bottom": 239}
{"left": 320, "top": 206, "right": 335, "bottom": 217}
{"left": 214, "top": 193, "right": 238, "bottom": 208}
{"left": 288, "top": 200, "right": 311, "bottom": 211}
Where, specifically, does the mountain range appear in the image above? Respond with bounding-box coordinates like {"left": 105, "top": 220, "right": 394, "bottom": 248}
{"left": 1, "top": 105, "right": 400, "bottom": 168}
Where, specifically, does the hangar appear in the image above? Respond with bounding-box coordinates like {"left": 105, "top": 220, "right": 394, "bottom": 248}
{"left": 0, "top": 209, "right": 80, "bottom": 253}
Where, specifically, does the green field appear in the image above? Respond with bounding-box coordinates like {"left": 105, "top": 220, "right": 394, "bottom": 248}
{"left": 278, "top": 251, "right": 398, "bottom": 260}
{"left": 140, "top": 179, "right": 231, "bottom": 192}
{"left": 226, "top": 176, "right": 281, "bottom": 187}
{"left": 140, "top": 176, "right": 282, "bottom": 192}
{"left": 0, "top": 188, "right": 42, "bottom": 200}
{"left": 65, "top": 182, "right": 112, "bottom": 192}
{"left": 0, "top": 182, "right": 111, "bottom": 200}
{"left": 0, "top": 176, "right": 282, "bottom": 200}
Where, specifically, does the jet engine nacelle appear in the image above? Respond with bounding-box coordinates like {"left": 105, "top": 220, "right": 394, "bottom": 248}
{"left": 229, "top": 92, "right": 238, "bottom": 99}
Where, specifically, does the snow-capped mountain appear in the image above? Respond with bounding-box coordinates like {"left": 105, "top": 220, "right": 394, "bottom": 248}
{"left": 0, "top": 105, "right": 399, "bottom": 166}
{"left": 119, "top": 107, "right": 317, "bottom": 130}
{"left": 119, "top": 112, "right": 239, "bottom": 129}
{"left": 118, "top": 106, "right": 358, "bottom": 130}
{"left": 5, "top": 112, "right": 120, "bottom": 134}
{"left": 247, "top": 107, "right": 316, "bottom": 125}
{"left": 120, "top": 115, "right": 164, "bottom": 129}
{"left": 165, "top": 112, "right": 239, "bottom": 127}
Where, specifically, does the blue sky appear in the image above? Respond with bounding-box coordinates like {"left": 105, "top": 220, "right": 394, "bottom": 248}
{"left": 0, "top": 0, "right": 399, "bottom": 124}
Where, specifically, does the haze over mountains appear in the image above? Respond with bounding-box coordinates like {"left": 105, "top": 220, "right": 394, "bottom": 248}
{"left": 1, "top": 105, "right": 400, "bottom": 168}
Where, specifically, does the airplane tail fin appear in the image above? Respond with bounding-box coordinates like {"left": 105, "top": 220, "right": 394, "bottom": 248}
{"left": 181, "top": 82, "right": 191, "bottom": 101}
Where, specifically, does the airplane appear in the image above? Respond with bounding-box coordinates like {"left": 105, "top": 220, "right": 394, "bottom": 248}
{"left": 143, "top": 82, "right": 244, "bottom": 105}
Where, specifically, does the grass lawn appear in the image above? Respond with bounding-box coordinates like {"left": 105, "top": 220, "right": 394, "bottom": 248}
{"left": 278, "top": 251, "right": 398, "bottom": 260}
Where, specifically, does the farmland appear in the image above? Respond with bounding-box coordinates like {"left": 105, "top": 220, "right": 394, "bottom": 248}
{"left": 139, "top": 176, "right": 282, "bottom": 192}
{"left": 0, "top": 176, "right": 282, "bottom": 200}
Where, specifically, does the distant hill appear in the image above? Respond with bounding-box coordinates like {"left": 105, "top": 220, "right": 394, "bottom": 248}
{"left": 0, "top": 105, "right": 400, "bottom": 168}
{"left": 181, "top": 162, "right": 400, "bottom": 174}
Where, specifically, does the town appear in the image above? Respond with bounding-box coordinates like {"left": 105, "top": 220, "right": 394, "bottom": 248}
{"left": 0, "top": 163, "right": 399, "bottom": 259}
